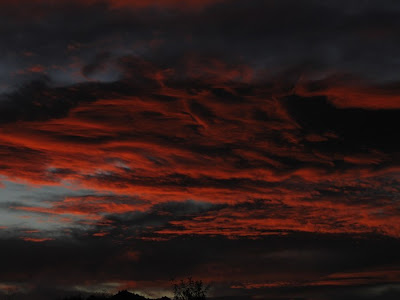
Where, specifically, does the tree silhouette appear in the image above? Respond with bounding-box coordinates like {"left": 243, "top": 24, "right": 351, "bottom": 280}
{"left": 172, "top": 278, "right": 209, "bottom": 300}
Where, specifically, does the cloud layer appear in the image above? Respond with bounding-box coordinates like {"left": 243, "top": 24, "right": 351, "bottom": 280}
{"left": 0, "top": 1, "right": 400, "bottom": 299}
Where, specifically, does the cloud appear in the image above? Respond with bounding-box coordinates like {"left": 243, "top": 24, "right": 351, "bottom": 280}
{"left": 0, "top": 57, "right": 399, "bottom": 242}
{"left": 1, "top": 0, "right": 400, "bottom": 299}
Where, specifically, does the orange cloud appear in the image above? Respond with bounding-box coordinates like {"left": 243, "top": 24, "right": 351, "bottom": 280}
{"left": 19, "top": 237, "right": 54, "bottom": 242}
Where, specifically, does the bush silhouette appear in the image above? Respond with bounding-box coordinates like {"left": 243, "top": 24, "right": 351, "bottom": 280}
{"left": 172, "top": 278, "right": 209, "bottom": 300}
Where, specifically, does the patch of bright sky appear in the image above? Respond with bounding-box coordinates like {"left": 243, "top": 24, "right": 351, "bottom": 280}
{"left": 0, "top": 178, "right": 99, "bottom": 233}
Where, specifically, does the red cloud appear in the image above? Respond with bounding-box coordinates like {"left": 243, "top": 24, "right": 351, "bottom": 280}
{"left": 295, "top": 77, "right": 400, "bottom": 109}
{"left": 232, "top": 269, "right": 400, "bottom": 289}
{"left": 156, "top": 198, "right": 400, "bottom": 238}
{"left": 1, "top": 57, "right": 399, "bottom": 240}
{"left": 19, "top": 237, "right": 54, "bottom": 242}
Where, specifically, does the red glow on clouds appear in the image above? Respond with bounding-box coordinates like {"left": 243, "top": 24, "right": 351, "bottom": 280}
{"left": 0, "top": 57, "right": 399, "bottom": 241}
{"left": 20, "top": 237, "right": 54, "bottom": 242}
{"left": 295, "top": 78, "right": 400, "bottom": 109}
{"left": 1, "top": 1, "right": 400, "bottom": 299}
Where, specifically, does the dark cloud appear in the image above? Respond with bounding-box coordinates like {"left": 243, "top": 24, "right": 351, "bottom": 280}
{"left": 1, "top": 233, "right": 400, "bottom": 299}
{"left": 283, "top": 94, "right": 400, "bottom": 153}
{"left": 2, "top": 0, "right": 400, "bottom": 89}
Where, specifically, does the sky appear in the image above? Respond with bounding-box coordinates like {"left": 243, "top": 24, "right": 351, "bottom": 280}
{"left": 0, "top": 0, "right": 400, "bottom": 299}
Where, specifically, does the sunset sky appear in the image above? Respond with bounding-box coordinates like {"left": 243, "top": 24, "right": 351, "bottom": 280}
{"left": 0, "top": 1, "right": 400, "bottom": 299}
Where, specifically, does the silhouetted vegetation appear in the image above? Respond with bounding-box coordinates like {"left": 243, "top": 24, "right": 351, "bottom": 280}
{"left": 60, "top": 278, "right": 209, "bottom": 300}
{"left": 173, "top": 278, "right": 209, "bottom": 300}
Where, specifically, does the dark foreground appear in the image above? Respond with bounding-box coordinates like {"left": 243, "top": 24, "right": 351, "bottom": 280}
{"left": 63, "top": 290, "right": 171, "bottom": 300}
